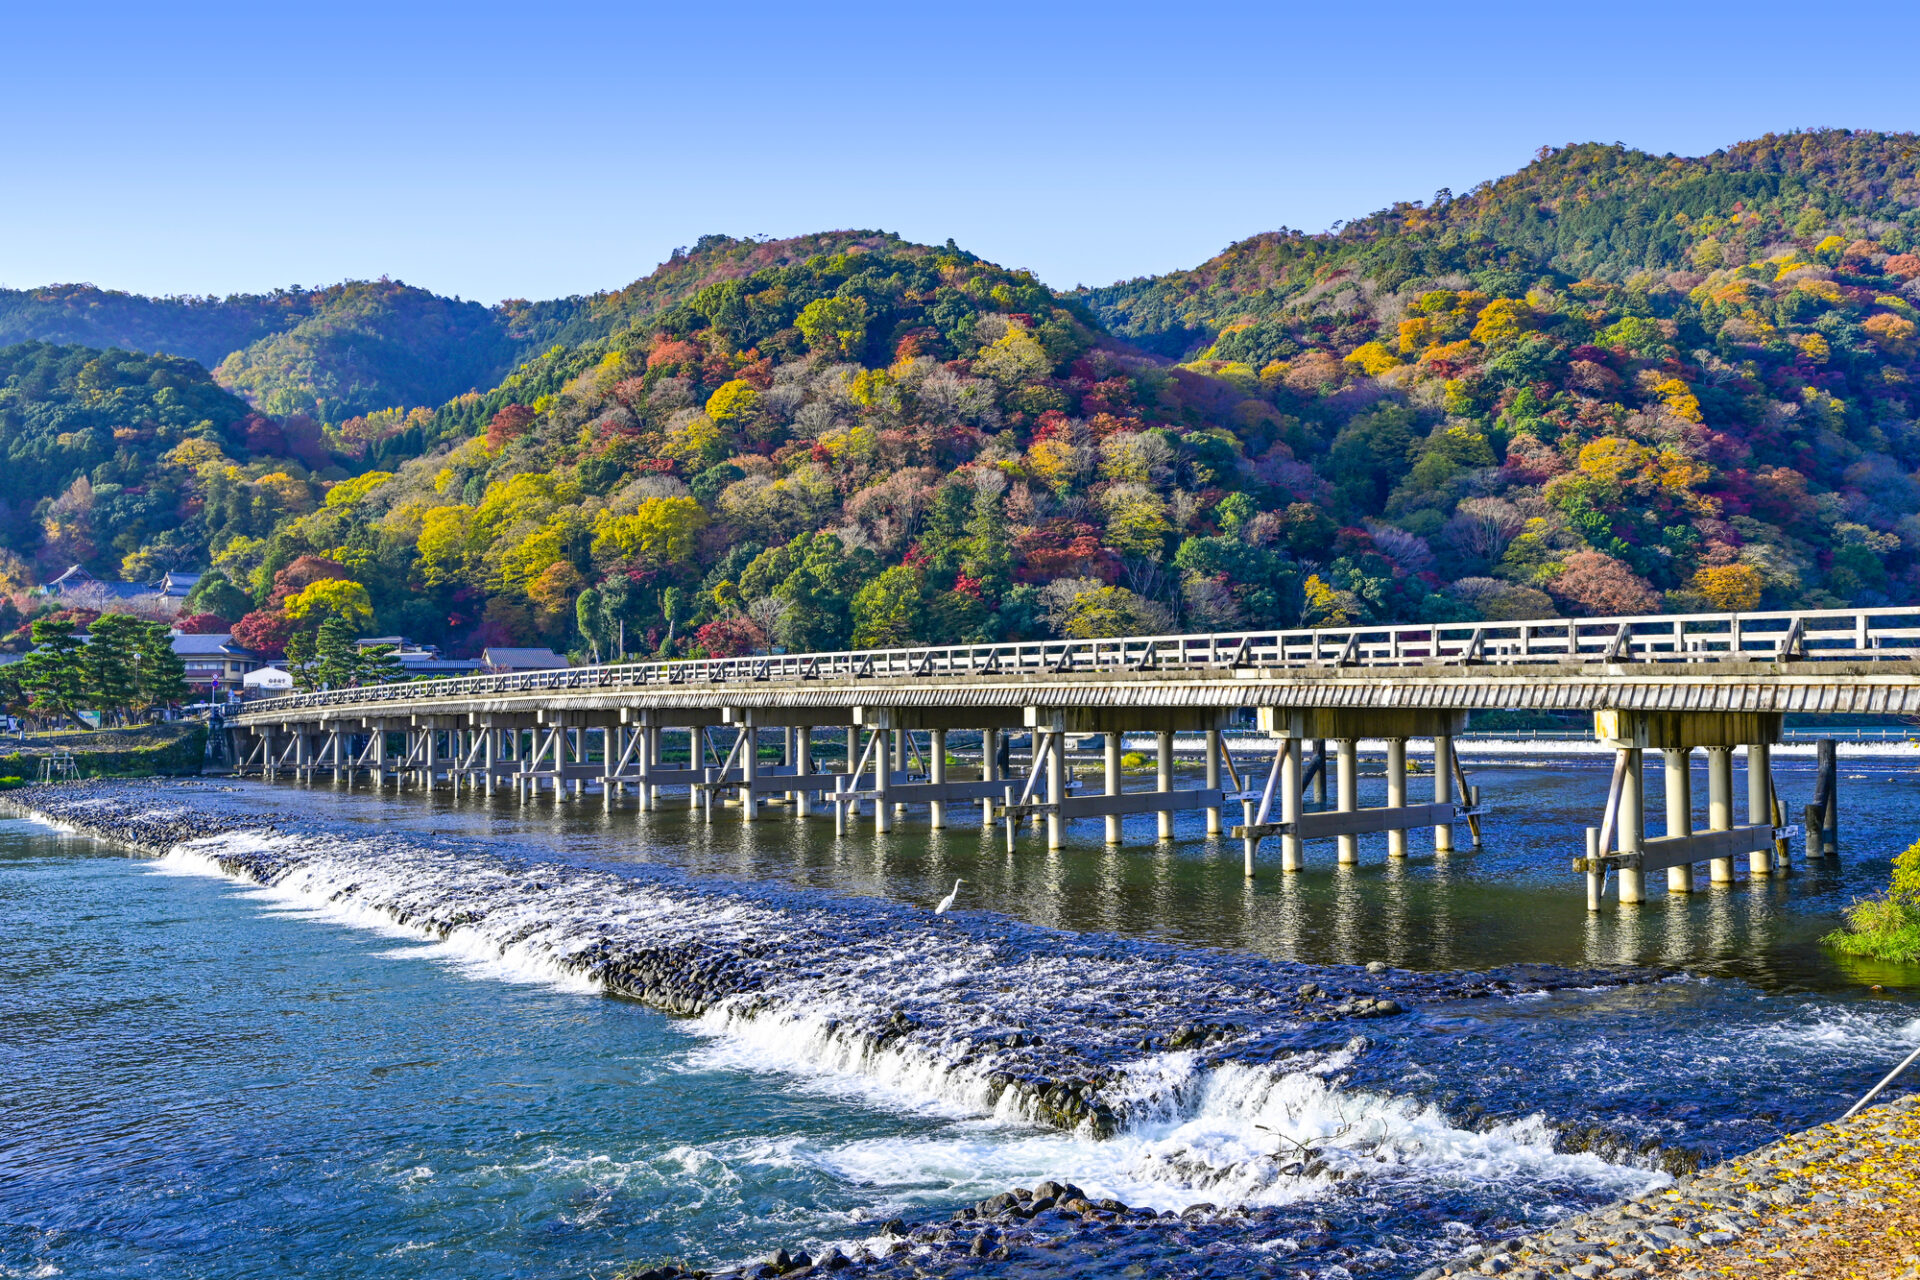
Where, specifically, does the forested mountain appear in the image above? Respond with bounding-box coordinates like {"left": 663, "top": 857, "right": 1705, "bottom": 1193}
{"left": 0, "top": 342, "right": 329, "bottom": 587}
{"left": 4, "top": 129, "right": 1919, "bottom": 665}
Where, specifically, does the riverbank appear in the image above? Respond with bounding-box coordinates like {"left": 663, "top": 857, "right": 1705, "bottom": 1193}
{"left": 0, "top": 722, "right": 206, "bottom": 785}
{"left": 1424, "top": 1092, "right": 1920, "bottom": 1280}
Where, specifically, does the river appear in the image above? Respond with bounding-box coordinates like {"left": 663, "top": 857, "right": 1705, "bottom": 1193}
{"left": 2, "top": 748, "right": 1917, "bottom": 1279}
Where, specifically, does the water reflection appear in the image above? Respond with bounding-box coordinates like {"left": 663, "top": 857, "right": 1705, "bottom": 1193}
{"left": 255, "top": 751, "right": 1920, "bottom": 994}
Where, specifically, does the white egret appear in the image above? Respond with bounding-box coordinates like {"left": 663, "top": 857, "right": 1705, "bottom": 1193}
{"left": 934, "top": 878, "right": 964, "bottom": 915}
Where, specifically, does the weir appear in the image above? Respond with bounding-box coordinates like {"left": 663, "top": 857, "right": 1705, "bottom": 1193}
{"left": 228, "top": 605, "right": 1920, "bottom": 908}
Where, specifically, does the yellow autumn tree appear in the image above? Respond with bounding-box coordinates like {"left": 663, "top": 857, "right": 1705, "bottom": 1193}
{"left": 590, "top": 497, "right": 708, "bottom": 567}
{"left": 1469, "top": 298, "right": 1531, "bottom": 348}
{"left": 282, "top": 578, "right": 374, "bottom": 630}
{"left": 706, "top": 379, "right": 763, "bottom": 430}
{"left": 1690, "top": 563, "right": 1764, "bottom": 611}
{"left": 1342, "top": 341, "right": 1400, "bottom": 376}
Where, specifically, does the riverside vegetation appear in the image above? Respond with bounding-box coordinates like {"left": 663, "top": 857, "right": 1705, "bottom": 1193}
{"left": 1827, "top": 838, "right": 1920, "bottom": 964}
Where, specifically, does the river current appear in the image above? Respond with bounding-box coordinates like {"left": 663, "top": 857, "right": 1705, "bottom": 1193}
{"left": 3, "top": 747, "right": 1918, "bottom": 1279}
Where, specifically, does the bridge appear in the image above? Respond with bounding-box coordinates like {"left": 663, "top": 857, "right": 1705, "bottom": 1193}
{"left": 227, "top": 606, "right": 1920, "bottom": 910}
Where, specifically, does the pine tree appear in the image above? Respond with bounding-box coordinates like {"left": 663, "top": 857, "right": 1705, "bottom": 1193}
{"left": 284, "top": 630, "right": 318, "bottom": 691}
{"left": 315, "top": 616, "right": 358, "bottom": 688}
{"left": 353, "top": 642, "right": 406, "bottom": 685}
{"left": 961, "top": 487, "right": 1013, "bottom": 602}
{"left": 134, "top": 620, "right": 187, "bottom": 715}
{"left": 22, "top": 618, "right": 89, "bottom": 727}
{"left": 87, "top": 613, "right": 143, "bottom": 725}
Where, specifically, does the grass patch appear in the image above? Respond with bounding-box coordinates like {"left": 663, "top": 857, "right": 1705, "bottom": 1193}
{"left": 0, "top": 724, "right": 208, "bottom": 786}
{"left": 1825, "top": 838, "right": 1920, "bottom": 964}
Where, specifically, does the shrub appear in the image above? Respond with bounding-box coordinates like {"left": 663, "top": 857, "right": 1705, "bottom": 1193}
{"left": 1826, "top": 838, "right": 1920, "bottom": 964}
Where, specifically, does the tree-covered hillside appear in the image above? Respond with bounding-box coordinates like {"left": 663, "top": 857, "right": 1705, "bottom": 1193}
{"left": 0, "top": 342, "right": 335, "bottom": 585}
{"left": 7, "top": 129, "right": 1920, "bottom": 668}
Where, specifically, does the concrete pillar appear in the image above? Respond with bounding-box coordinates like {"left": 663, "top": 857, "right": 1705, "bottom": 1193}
{"left": 873, "top": 726, "right": 891, "bottom": 835}
{"left": 690, "top": 728, "right": 704, "bottom": 812}
{"left": 981, "top": 727, "right": 1000, "bottom": 826}
{"left": 1618, "top": 748, "right": 1646, "bottom": 904}
{"left": 1817, "top": 738, "right": 1837, "bottom": 849}
{"left": 423, "top": 727, "right": 437, "bottom": 791}
{"left": 1311, "top": 740, "right": 1327, "bottom": 803}
{"left": 1706, "top": 746, "right": 1733, "bottom": 882}
{"left": 740, "top": 722, "right": 759, "bottom": 822}
{"left": 637, "top": 723, "right": 655, "bottom": 812}
{"left": 1279, "top": 737, "right": 1303, "bottom": 873}
{"left": 929, "top": 728, "right": 947, "bottom": 829}
{"left": 1748, "top": 742, "right": 1773, "bottom": 877}
{"left": 1385, "top": 738, "right": 1408, "bottom": 859}
{"left": 1204, "top": 729, "right": 1222, "bottom": 836}
{"left": 483, "top": 725, "right": 495, "bottom": 796}
{"left": 603, "top": 726, "right": 618, "bottom": 810}
{"left": 1335, "top": 738, "right": 1359, "bottom": 865}
{"left": 1433, "top": 732, "right": 1454, "bottom": 854}
{"left": 893, "top": 729, "right": 908, "bottom": 817}
{"left": 1664, "top": 747, "right": 1693, "bottom": 893}
{"left": 794, "top": 726, "right": 812, "bottom": 818}
{"left": 1045, "top": 731, "right": 1065, "bottom": 850}
{"left": 1156, "top": 730, "right": 1174, "bottom": 839}
{"left": 1103, "top": 733, "right": 1124, "bottom": 844}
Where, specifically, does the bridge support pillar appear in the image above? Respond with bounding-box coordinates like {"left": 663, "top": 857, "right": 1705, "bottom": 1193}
{"left": 1664, "top": 748, "right": 1694, "bottom": 893}
{"left": 1386, "top": 739, "right": 1408, "bottom": 858}
{"left": 1204, "top": 729, "right": 1222, "bottom": 836}
{"left": 1312, "top": 740, "right": 1327, "bottom": 804}
{"left": 794, "top": 726, "right": 812, "bottom": 818}
{"left": 1705, "top": 746, "right": 1732, "bottom": 880}
{"left": 1335, "top": 738, "right": 1359, "bottom": 865}
{"left": 893, "top": 730, "right": 908, "bottom": 818}
{"left": 1045, "top": 729, "right": 1065, "bottom": 850}
{"left": 1748, "top": 743, "right": 1773, "bottom": 876}
{"left": 1103, "top": 734, "right": 1123, "bottom": 844}
{"left": 1618, "top": 748, "right": 1646, "bottom": 904}
{"left": 740, "top": 720, "right": 758, "bottom": 822}
{"left": 928, "top": 729, "right": 947, "bottom": 829}
{"left": 1157, "top": 731, "right": 1175, "bottom": 839}
{"left": 1278, "top": 738, "right": 1302, "bottom": 874}
{"left": 981, "top": 728, "right": 1000, "bottom": 827}
{"left": 1433, "top": 732, "right": 1454, "bottom": 855}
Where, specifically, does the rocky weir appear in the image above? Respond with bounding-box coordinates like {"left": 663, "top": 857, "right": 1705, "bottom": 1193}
{"left": 7, "top": 781, "right": 1748, "bottom": 1278}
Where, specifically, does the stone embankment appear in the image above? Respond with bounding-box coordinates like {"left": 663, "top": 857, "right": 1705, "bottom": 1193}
{"left": 1425, "top": 1093, "right": 1920, "bottom": 1280}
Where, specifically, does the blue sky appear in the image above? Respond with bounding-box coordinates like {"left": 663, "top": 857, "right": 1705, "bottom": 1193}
{"left": 3, "top": 1, "right": 1916, "bottom": 304}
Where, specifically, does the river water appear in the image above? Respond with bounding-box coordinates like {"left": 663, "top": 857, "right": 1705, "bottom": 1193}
{"left": 3, "top": 748, "right": 1918, "bottom": 1279}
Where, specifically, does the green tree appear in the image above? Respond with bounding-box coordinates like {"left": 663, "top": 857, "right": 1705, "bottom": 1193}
{"left": 22, "top": 618, "right": 89, "bottom": 727}
{"left": 183, "top": 570, "right": 252, "bottom": 623}
{"left": 851, "top": 564, "right": 925, "bottom": 648}
{"left": 353, "top": 642, "right": 406, "bottom": 685}
{"left": 285, "top": 630, "right": 318, "bottom": 691}
{"left": 315, "top": 616, "right": 358, "bottom": 688}
{"left": 960, "top": 487, "right": 1013, "bottom": 600}
{"left": 87, "top": 612, "right": 143, "bottom": 724}
{"left": 134, "top": 620, "right": 188, "bottom": 713}
{"left": 796, "top": 296, "right": 869, "bottom": 359}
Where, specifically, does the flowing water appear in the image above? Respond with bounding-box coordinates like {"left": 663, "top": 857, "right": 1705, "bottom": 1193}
{"left": 3, "top": 748, "right": 1919, "bottom": 1279}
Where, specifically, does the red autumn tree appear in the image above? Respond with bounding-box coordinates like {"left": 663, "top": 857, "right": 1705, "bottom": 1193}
{"left": 175, "top": 612, "right": 231, "bottom": 634}
{"left": 487, "top": 404, "right": 536, "bottom": 450}
{"left": 266, "top": 555, "right": 350, "bottom": 608}
{"left": 232, "top": 609, "right": 295, "bottom": 657}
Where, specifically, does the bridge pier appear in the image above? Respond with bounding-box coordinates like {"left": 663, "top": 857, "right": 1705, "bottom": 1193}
{"left": 1157, "top": 731, "right": 1175, "bottom": 840}
{"left": 1583, "top": 711, "right": 1784, "bottom": 908}
{"left": 1204, "top": 729, "right": 1222, "bottom": 836}
{"left": 1664, "top": 748, "right": 1694, "bottom": 894}
{"left": 1241, "top": 709, "right": 1468, "bottom": 873}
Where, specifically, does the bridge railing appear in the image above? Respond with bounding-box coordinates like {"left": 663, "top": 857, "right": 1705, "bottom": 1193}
{"left": 239, "top": 606, "right": 1920, "bottom": 717}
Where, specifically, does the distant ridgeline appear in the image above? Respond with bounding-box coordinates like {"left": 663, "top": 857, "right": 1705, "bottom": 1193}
{"left": 0, "top": 130, "right": 1917, "bottom": 667}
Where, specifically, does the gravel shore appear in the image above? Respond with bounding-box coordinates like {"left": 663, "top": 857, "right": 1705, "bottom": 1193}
{"left": 1426, "top": 1093, "right": 1920, "bottom": 1280}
